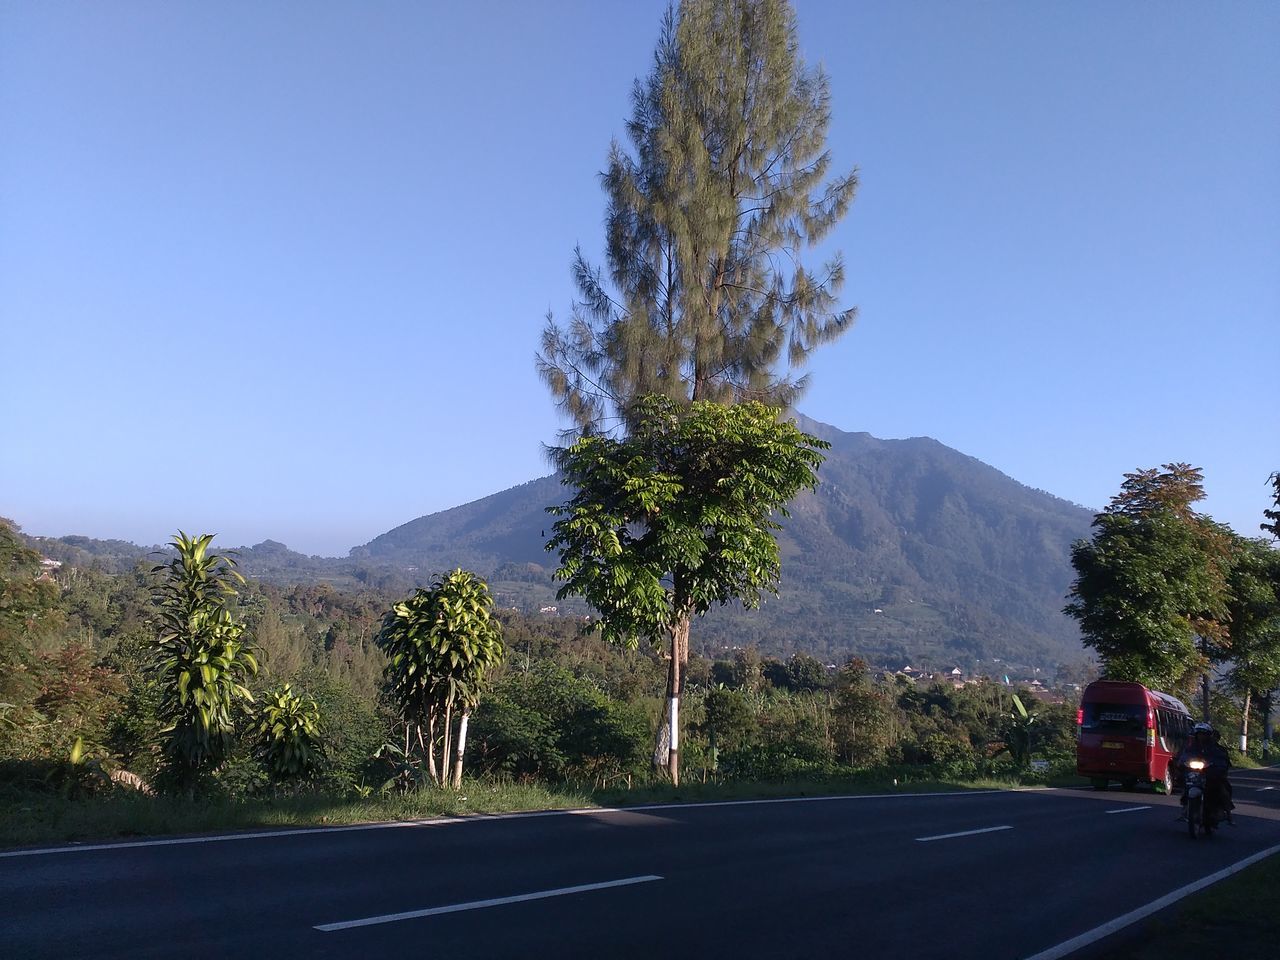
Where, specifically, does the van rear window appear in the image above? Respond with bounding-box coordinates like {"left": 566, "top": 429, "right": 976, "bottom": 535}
{"left": 1082, "top": 703, "right": 1145, "bottom": 735}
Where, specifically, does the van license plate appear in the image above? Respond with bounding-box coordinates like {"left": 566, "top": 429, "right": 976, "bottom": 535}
{"left": 1102, "top": 742, "right": 1124, "bottom": 749}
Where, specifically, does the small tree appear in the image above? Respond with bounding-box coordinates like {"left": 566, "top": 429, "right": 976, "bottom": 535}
{"left": 377, "top": 569, "right": 504, "bottom": 789}
{"left": 151, "top": 532, "right": 258, "bottom": 788}
{"left": 829, "top": 658, "right": 890, "bottom": 767}
{"left": 256, "top": 683, "right": 322, "bottom": 781}
{"left": 999, "top": 694, "right": 1037, "bottom": 769}
{"left": 547, "top": 396, "right": 827, "bottom": 785}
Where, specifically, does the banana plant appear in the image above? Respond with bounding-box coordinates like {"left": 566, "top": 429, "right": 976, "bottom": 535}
{"left": 151, "top": 532, "right": 258, "bottom": 787}
{"left": 997, "top": 693, "right": 1038, "bottom": 769}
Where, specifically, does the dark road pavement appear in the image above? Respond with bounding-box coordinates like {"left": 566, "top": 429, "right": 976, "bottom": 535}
{"left": 4, "top": 768, "right": 1280, "bottom": 960}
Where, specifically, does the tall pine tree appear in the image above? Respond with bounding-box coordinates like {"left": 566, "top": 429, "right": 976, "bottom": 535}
{"left": 538, "top": 0, "right": 858, "bottom": 776}
{"left": 538, "top": 0, "right": 858, "bottom": 439}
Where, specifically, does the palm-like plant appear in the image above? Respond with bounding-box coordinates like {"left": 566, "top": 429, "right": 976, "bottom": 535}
{"left": 377, "top": 569, "right": 504, "bottom": 788}
{"left": 1000, "top": 694, "right": 1038, "bottom": 769}
{"left": 151, "top": 532, "right": 258, "bottom": 786}
{"left": 257, "top": 683, "right": 321, "bottom": 780}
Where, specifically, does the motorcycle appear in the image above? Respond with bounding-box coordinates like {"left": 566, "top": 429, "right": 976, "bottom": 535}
{"left": 1183, "top": 759, "right": 1219, "bottom": 838}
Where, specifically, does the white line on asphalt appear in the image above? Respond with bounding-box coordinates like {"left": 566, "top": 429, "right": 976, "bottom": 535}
{"left": 915, "top": 825, "right": 1012, "bottom": 842}
{"left": 314, "top": 875, "right": 663, "bottom": 932}
{"left": 1104, "top": 806, "right": 1152, "bottom": 815}
{"left": 1020, "top": 842, "right": 1280, "bottom": 960}
{"left": 0, "top": 790, "right": 1007, "bottom": 859}
{"left": 1255, "top": 786, "right": 1275, "bottom": 792}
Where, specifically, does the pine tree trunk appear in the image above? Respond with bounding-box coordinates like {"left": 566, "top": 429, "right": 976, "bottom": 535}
{"left": 451, "top": 711, "right": 470, "bottom": 789}
{"left": 1240, "top": 688, "right": 1252, "bottom": 753}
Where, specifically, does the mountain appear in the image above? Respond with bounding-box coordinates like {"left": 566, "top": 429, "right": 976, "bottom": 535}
{"left": 353, "top": 415, "right": 1097, "bottom": 670}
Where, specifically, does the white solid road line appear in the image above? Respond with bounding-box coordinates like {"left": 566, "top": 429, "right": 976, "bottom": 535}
{"left": 0, "top": 790, "right": 1006, "bottom": 859}
{"left": 1104, "top": 805, "right": 1152, "bottom": 815}
{"left": 1020, "top": 842, "right": 1280, "bottom": 960}
{"left": 314, "top": 875, "right": 663, "bottom": 932}
{"left": 915, "top": 825, "right": 1012, "bottom": 842}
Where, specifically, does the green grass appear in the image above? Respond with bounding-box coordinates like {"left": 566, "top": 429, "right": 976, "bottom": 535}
{"left": 0, "top": 781, "right": 591, "bottom": 848}
{"left": 1093, "top": 851, "right": 1280, "bottom": 960}
{"left": 0, "top": 771, "right": 1020, "bottom": 849}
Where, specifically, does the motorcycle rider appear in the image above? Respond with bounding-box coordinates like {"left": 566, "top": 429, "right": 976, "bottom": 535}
{"left": 1175, "top": 722, "right": 1232, "bottom": 823}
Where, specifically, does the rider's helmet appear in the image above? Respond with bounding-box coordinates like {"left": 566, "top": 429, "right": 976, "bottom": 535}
{"left": 1193, "top": 721, "right": 1214, "bottom": 735}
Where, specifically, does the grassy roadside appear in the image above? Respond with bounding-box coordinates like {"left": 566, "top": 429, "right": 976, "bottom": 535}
{"left": 0, "top": 773, "right": 1021, "bottom": 849}
{"left": 1091, "top": 851, "right": 1280, "bottom": 960}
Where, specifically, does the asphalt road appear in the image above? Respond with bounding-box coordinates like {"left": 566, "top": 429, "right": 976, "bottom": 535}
{"left": 4, "top": 768, "right": 1280, "bottom": 960}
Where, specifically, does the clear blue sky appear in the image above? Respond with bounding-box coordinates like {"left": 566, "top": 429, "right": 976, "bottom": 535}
{"left": 3, "top": 1, "right": 1277, "bottom": 556}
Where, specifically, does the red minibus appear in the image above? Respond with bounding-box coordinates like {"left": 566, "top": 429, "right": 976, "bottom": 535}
{"left": 1076, "top": 680, "right": 1194, "bottom": 792}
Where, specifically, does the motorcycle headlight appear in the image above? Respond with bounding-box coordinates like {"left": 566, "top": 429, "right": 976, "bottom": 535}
{"left": 1188, "top": 760, "right": 1206, "bottom": 771}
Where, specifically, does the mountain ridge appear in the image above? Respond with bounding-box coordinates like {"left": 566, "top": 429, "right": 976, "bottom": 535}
{"left": 24, "top": 415, "right": 1097, "bottom": 671}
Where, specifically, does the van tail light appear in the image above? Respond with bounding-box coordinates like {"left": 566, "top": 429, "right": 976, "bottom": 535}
{"left": 1147, "top": 707, "right": 1155, "bottom": 729}
{"left": 1076, "top": 708, "right": 1083, "bottom": 726}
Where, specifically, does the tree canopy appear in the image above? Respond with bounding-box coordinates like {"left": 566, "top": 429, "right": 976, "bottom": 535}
{"left": 1064, "top": 464, "right": 1231, "bottom": 695}
{"left": 547, "top": 395, "right": 827, "bottom": 782}
{"left": 538, "top": 0, "right": 858, "bottom": 439}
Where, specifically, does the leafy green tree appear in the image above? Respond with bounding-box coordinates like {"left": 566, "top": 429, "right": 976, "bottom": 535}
{"left": 784, "top": 653, "right": 829, "bottom": 692}
{"left": 829, "top": 658, "right": 890, "bottom": 767}
{"left": 547, "top": 396, "right": 827, "bottom": 784}
{"left": 151, "top": 533, "right": 258, "bottom": 787}
{"left": 538, "top": 0, "right": 858, "bottom": 437}
{"left": 702, "top": 685, "right": 759, "bottom": 762}
{"left": 1064, "top": 465, "right": 1231, "bottom": 707}
{"left": 256, "top": 683, "right": 322, "bottom": 781}
{"left": 0, "top": 518, "right": 65, "bottom": 752}
{"left": 377, "top": 569, "right": 504, "bottom": 789}
{"left": 728, "top": 646, "right": 764, "bottom": 692}
{"left": 1222, "top": 536, "right": 1280, "bottom": 751}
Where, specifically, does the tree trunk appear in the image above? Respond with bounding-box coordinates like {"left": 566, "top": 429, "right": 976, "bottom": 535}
{"left": 668, "top": 616, "right": 689, "bottom": 786}
{"left": 451, "top": 711, "right": 470, "bottom": 789}
{"left": 1240, "top": 688, "right": 1252, "bottom": 753}
{"left": 1201, "top": 673, "right": 1211, "bottom": 723}
{"left": 1260, "top": 690, "right": 1274, "bottom": 760}
{"left": 425, "top": 713, "right": 438, "bottom": 784}
{"left": 441, "top": 700, "right": 453, "bottom": 788}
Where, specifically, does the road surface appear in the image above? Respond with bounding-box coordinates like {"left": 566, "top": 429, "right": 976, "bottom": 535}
{"left": 4, "top": 767, "right": 1279, "bottom": 960}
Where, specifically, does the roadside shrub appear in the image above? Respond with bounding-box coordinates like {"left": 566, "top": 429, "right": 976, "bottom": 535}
{"left": 470, "top": 665, "right": 650, "bottom": 783}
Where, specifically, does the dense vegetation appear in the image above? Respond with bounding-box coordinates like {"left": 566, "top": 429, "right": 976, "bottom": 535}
{"left": 2, "top": 517, "right": 1092, "bottom": 829}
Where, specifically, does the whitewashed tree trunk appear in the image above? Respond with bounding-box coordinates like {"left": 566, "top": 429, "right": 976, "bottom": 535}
{"left": 1240, "top": 688, "right": 1252, "bottom": 753}
{"left": 652, "top": 616, "right": 690, "bottom": 785}
{"left": 451, "top": 711, "right": 470, "bottom": 789}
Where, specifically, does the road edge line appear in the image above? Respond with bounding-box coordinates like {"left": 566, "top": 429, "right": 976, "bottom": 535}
{"left": 1020, "top": 841, "right": 1280, "bottom": 960}
{"left": 0, "top": 789, "right": 1008, "bottom": 859}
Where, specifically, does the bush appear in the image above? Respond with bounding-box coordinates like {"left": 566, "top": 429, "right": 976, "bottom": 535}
{"left": 470, "top": 665, "right": 650, "bottom": 783}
